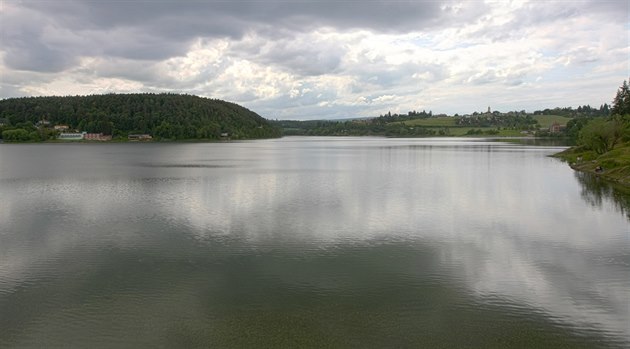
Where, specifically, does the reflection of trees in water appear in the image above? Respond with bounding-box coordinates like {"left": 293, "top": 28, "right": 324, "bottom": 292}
{"left": 501, "top": 138, "right": 574, "bottom": 147}
{"left": 575, "top": 172, "right": 630, "bottom": 219}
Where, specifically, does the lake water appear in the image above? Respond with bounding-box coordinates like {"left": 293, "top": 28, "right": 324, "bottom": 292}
{"left": 1, "top": 137, "right": 628, "bottom": 348}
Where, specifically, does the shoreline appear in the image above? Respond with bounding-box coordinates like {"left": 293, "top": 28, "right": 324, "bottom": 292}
{"left": 552, "top": 146, "right": 630, "bottom": 187}
{"left": 1, "top": 134, "right": 559, "bottom": 145}
{"left": 0, "top": 136, "right": 282, "bottom": 144}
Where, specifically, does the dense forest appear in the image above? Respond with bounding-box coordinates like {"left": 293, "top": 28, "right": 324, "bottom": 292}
{"left": 0, "top": 93, "right": 281, "bottom": 141}
{"left": 271, "top": 119, "right": 446, "bottom": 137}
{"left": 533, "top": 104, "right": 611, "bottom": 118}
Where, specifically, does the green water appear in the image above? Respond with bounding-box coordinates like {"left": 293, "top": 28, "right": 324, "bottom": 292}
{"left": 1, "top": 137, "right": 628, "bottom": 348}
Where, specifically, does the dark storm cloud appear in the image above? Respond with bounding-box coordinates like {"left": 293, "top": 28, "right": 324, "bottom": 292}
{"left": 84, "top": 58, "right": 162, "bottom": 83}
{"left": 1, "top": 8, "right": 78, "bottom": 72}
{"left": 3, "top": 0, "right": 474, "bottom": 73}
{"left": 20, "top": 0, "right": 449, "bottom": 34}
{"left": 230, "top": 32, "right": 347, "bottom": 76}
{"left": 4, "top": 40, "right": 78, "bottom": 73}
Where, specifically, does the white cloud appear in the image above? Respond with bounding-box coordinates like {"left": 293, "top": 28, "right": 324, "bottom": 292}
{"left": 162, "top": 39, "right": 229, "bottom": 82}
{"left": 1, "top": 0, "right": 628, "bottom": 118}
{"left": 21, "top": 75, "right": 145, "bottom": 97}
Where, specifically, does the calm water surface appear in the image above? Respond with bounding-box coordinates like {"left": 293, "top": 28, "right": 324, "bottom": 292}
{"left": 1, "top": 137, "right": 628, "bottom": 348}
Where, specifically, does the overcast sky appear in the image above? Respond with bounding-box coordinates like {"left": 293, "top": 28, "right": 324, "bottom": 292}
{"left": 1, "top": 0, "right": 628, "bottom": 119}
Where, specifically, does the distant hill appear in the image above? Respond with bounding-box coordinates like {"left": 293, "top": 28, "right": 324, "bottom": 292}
{"left": 0, "top": 93, "right": 281, "bottom": 140}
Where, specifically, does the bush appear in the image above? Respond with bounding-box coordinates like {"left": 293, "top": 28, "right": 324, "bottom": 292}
{"left": 578, "top": 118, "right": 626, "bottom": 154}
{"left": 2, "top": 128, "right": 30, "bottom": 142}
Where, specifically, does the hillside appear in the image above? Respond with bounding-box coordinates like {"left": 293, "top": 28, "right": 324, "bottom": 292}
{"left": 532, "top": 114, "right": 572, "bottom": 128}
{"left": 0, "top": 93, "right": 281, "bottom": 141}
{"left": 272, "top": 112, "right": 568, "bottom": 138}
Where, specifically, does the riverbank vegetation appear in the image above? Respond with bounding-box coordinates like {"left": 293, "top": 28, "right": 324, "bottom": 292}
{"left": 0, "top": 94, "right": 281, "bottom": 142}
{"left": 554, "top": 79, "right": 630, "bottom": 185}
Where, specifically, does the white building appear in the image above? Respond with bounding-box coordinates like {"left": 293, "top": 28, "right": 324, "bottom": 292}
{"left": 58, "top": 132, "right": 86, "bottom": 140}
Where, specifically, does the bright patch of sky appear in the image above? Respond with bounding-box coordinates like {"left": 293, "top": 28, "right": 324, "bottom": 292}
{"left": 0, "top": 0, "right": 628, "bottom": 120}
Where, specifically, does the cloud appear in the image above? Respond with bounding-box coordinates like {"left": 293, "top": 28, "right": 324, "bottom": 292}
{"left": 3, "top": 0, "right": 486, "bottom": 73}
{"left": 0, "top": 0, "right": 628, "bottom": 119}
{"left": 20, "top": 0, "right": 461, "bottom": 33}
{"left": 1, "top": 5, "right": 79, "bottom": 72}
{"left": 229, "top": 31, "right": 346, "bottom": 76}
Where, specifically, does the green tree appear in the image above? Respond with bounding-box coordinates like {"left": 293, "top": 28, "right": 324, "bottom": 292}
{"left": 611, "top": 79, "right": 630, "bottom": 117}
{"left": 2, "top": 129, "right": 30, "bottom": 142}
{"left": 578, "top": 118, "right": 626, "bottom": 154}
{"left": 0, "top": 93, "right": 282, "bottom": 141}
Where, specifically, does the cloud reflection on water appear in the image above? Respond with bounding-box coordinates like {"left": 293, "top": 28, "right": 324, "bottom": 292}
{"left": 0, "top": 138, "right": 628, "bottom": 346}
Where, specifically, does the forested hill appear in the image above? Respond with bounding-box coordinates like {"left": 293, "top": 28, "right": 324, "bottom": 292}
{"left": 0, "top": 93, "right": 281, "bottom": 140}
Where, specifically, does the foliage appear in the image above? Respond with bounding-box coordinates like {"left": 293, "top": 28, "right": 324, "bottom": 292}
{"left": 533, "top": 104, "right": 610, "bottom": 117}
{"left": 555, "top": 142, "right": 630, "bottom": 186}
{"left": 465, "top": 128, "right": 499, "bottom": 135}
{"left": 272, "top": 119, "right": 443, "bottom": 137}
{"left": 554, "top": 79, "right": 630, "bottom": 187}
{"left": 574, "top": 79, "right": 630, "bottom": 154}
{"left": 397, "top": 117, "right": 456, "bottom": 127}
{"left": 274, "top": 108, "right": 541, "bottom": 137}
{"left": 551, "top": 80, "right": 630, "bottom": 142}
{"left": 455, "top": 113, "right": 537, "bottom": 130}
{"left": 564, "top": 118, "right": 590, "bottom": 140}
{"left": 611, "top": 79, "right": 630, "bottom": 117}
{"left": 0, "top": 93, "right": 281, "bottom": 141}
{"left": 2, "top": 129, "right": 31, "bottom": 142}
{"left": 578, "top": 118, "right": 626, "bottom": 154}
{"left": 374, "top": 110, "right": 433, "bottom": 124}
{"left": 532, "top": 115, "right": 573, "bottom": 128}
{"left": 611, "top": 78, "right": 630, "bottom": 143}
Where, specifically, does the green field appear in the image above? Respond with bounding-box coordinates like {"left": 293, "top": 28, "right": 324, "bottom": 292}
{"left": 396, "top": 114, "right": 572, "bottom": 129}
{"left": 396, "top": 117, "right": 457, "bottom": 127}
{"left": 396, "top": 115, "right": 571, "bottom": 128}
{"left": 392, "top": 117, "right": 525, "bottom": 137}
{"left": 533, "top": 115, "right": 572, "bottom": 128}
{"left": 454, "top": 128, "right": 524, "bottom": 137}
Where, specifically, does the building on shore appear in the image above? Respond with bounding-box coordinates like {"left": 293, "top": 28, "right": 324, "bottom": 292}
{"left": 54, "top": 125, "right": 70, "bottom": 132}
{"left": 549, "top": 122, "right": 566, "bottom": 134}
{"left": 57, "top": 132, "right": 112, "bottom": 141}
{"left": 36, "top": 120, "right": 50, "bottom": 127}
{"left": 85, "top": 133, "right": 112, "bottom": 141}
{"left": 128, "top": 134, "right": 152, "bottom": 141}
{"left": 58, "top": 132, "right": 86, "bottom": 140}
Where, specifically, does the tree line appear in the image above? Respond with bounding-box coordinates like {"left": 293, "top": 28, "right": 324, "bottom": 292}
{"left": 533, "top": 104, "right": 610, "bottom": 118}
{"left": 455, "top": 113, "right": 537, "bottom": 129}
{"left": 271, "top": 118, "right": 448, "bottom": 137}
{"left": 572, "top": 80, "right": 630, "bottom": 154}
{"left": 0, "top": 93, "right": 281, "bottom": 141}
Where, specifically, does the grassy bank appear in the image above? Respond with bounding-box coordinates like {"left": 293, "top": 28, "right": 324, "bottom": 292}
{"left": 553, "top": 142, "right": 630, "bottom": 186}
{"left": 533, "top": 115, "right": 572, "bottom": 128}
